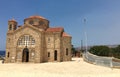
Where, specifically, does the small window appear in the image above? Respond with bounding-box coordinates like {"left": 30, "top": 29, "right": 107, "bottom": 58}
{"left": 9, "top": 24, "right": 12, "bottom": 30}
{"left": 14, "top": 25, "right": 16, "bottom": 30}
{"left": 8, "top": 38, "right": 10, "bottom": 43}
{"left": 48, "top": 52, "right": 50, "bottom": 57}
{"left": 31, "top": 39, "right": 35, "bottom": 45}
{"left": 47, "top": 38, "right": 51, "bottom": 45}
{"left": 48, "top": 38, "right": 50, "bottom": 43}
{"left": 48, "top": 38, "right": 50, "bottom": 41}
{"left": 29, "top": 20, "right": 34, "bottom": 25}
{"left": 66, "top": 48, "right": 68, "bottom": 55}
{"left": 39, "top": 21, "right": 44, "bottom": 25}
{"left": 7, "top": 52, "right": 10, "bottom": 57}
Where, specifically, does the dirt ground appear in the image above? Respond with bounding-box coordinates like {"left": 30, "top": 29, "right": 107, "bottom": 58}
{"left": 0, "top": 58, "right": 120, "bottom": 77}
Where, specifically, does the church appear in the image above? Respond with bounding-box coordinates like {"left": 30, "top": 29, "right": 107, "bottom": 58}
{"left": 5, "top": 15, "right": 72, "bottom": 63}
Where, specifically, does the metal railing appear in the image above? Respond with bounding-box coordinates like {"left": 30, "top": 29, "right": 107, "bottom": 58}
{"left": 83, "top": 52, "right": 120, "bottom": 68}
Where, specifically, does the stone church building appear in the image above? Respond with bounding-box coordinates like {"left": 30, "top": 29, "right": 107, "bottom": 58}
{"left": 5, "top": 15, "right": 72, "bottom": 63}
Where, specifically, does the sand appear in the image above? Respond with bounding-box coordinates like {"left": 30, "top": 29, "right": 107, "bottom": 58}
{"left": 0, "top": 58, "right": 120, "bottom": 77}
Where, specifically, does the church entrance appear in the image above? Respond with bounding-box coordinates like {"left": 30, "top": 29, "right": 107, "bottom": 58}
{"left": 54, "top": 50, "right": 57, "bottom": 61}
{"left": 22, "top": 47, "right": 29, "bottom": 62}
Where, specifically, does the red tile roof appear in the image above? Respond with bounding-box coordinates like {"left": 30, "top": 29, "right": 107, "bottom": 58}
{"left": 24, "top": 15, "right": 46, "bottom": 21}
{"left": 29, "top": 15, "right": 46, "bottom": 19}
{"left": 46, "top": 27, "right": 64, "bottom": 32}
{"left": 62, "top": 32, "right": 71, "bottom": 37}
{"left": 8, "top": 19, "right": 17, "bottom": 22}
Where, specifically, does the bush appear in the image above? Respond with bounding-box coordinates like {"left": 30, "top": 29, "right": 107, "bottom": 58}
{"left": 89, "top": 46, "right": 110, "bottom": 56}
{"left": 112, "top": 45, "right": 120, "bottom": 59}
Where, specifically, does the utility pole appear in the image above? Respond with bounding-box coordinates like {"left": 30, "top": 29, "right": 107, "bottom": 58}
{"left": 84, "top": 18, "right": 88, "bottom": 53}
{"left": 81, "top": 40, "right": 83, "bottom": 52}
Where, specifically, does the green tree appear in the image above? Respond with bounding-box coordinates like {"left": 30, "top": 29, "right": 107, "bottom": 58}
{"left": 89, "top": 46, "right": 110, "bottom": 56}
{"left": 112, "top": 45, "right": 120, "bottom": 59}
{"left": 72, "top": 47, "right": 76, "bottom": 54}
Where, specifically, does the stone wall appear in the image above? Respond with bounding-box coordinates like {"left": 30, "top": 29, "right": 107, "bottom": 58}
{"left": 5, "top": 16, "right": 72, "bottom": 63}
{"left": 62, "top": 37, "right": 72, "bottom": 61}
{"left": 45, "top": 32, "right": 62, "bottom": 62}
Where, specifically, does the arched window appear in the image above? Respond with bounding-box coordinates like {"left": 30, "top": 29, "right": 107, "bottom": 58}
{"left": 48, "top": 38, "right": 50, "bottom": 41}
{"left": 29, "top": 20, "right": 34, "bottom": 25}
{"left": 39, "top": 21, "right": 44, "bottom": 25}
{"left": 48, "top": 52, "right": 50, "bottom": 57}
{"left": 9, "top": 24, "right": 12, "bottom": 30}
{"left": 7, "top": 52, "right": 10, "bottom": 57}
{"left": 66, "top": 48, "right": 68, "bottom": 56}
{"left": 17, "top": 35, "right": 35, "bottom": 46}
{"left": 13, "top": 25, "right": 16, "bottom": 30}
{"left": 48, "top": 38, "right": 50, "bottom": 43}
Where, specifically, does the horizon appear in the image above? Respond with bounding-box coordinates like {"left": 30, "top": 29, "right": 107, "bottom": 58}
{"left": 1, "top": 44, "right": 120, "bottom": 51}
{"left": 1, "top": 0, "right": 120, "bottom": 50}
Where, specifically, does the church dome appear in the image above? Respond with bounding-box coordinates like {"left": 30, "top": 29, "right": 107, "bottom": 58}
{"left": 24, "top": 15, "right": 49, "bottom": 30}
{"left": 29, "top": 15, "right": 46, "bottom": 19}
{"left": 24, "top": 15, "right": 46, "bottom": 21}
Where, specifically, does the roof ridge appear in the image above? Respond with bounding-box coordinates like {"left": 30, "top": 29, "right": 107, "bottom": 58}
{"left": 46, "top": 27, "right": 64, "bottom": 32}
{"left": 62, "top": 32, "right": 71, "bottom": 37}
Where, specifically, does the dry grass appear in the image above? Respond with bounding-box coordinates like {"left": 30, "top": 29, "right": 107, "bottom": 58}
{"left": 0, "top": 58, "right": 120, "bottom": 77}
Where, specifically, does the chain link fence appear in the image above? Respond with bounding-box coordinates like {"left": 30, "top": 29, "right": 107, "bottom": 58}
{"left": 83, "top": 52, "right": 120, "bottom": 68}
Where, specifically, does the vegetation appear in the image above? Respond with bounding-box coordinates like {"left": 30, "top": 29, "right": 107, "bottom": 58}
{"left": 89, "top": 46, "right": 110, "bottom": 56}
{"left": 89, "top": 45, "right": 120, "bottom": 59}
{"left": 72, "top": 47, "right": 76, "bottom": 54}
{"left": 71, "top": 45, "right": 82, "bottom": 57}
{"left": 71, "top": 45, "right": 78, "bottom": 56}
{"left": 111, "top": 45, "right": 120, "bottom": 59}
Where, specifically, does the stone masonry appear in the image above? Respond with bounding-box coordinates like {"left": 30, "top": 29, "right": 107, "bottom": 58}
{"left": 5, "top": 15, "right": 72, "bottom": 63}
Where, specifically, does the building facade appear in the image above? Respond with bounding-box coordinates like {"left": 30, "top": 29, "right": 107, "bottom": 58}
{"left": 5, "top": 15, "right": 72, "bottom": 63}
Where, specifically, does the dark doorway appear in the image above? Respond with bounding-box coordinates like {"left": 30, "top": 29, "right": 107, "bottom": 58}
{"left": 54, "top": 50, "right": 57, "bottom": 61}
{"left": 22, "top": 47, "right": 29, "bottom": 62}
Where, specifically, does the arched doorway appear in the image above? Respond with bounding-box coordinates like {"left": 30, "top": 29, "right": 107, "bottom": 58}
{"left": 22, "top": 47, "right": 29, "bottom": 62}
{"left": 54, "top": 50, "right": 57, "bottom": 61}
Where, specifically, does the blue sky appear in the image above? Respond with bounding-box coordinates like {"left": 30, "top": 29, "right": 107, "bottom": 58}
{"left": 0, "top": 0, "right": 120, "bottom": 50}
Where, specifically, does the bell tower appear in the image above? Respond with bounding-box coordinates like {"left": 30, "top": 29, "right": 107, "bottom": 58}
{"left": 8, "top": 19, "right": 17, "bottom": 31}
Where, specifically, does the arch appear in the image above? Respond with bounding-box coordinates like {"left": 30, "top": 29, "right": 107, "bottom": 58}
{"left": 22, "top": 47, "right": 29, "bottom": 62}
{"left": 9, "top": 24, "right": 12, "bottom": 30}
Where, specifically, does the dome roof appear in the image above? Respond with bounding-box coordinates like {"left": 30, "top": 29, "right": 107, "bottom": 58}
{"left": 29, "top": 15, "right": 46, "bottom": 19}
{"left": 8, "top": 19, "right": 17, "bottom": 22}
{"left": 24, "top": 15, "right": 47, "bottom": 21}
